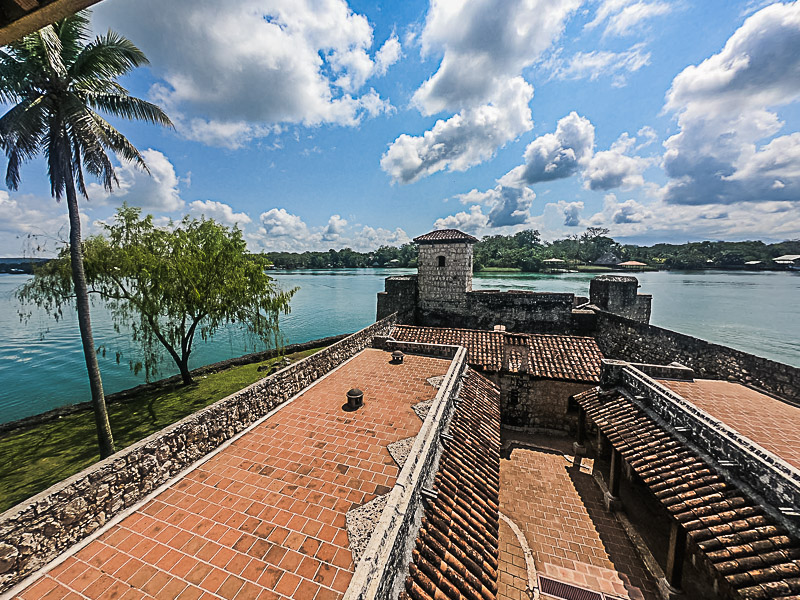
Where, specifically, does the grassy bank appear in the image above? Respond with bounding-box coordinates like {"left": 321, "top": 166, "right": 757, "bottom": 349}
{"left": 0, "top": 347, "right": 323, "bottom": 513}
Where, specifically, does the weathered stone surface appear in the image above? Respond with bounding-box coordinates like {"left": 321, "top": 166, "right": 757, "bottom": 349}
{"left": 345, "top": 493, "right": 389, "bottom": 566}
{"left": 0, "top": 314, "right": 397, "bottom": 594}
{"left": 0, "top": 542, "right": 18, "bottom": 573}
{"left": 499, "top": 376, "right": 592, "bottom": 433}
{"left": 594, "top": 310, "right": 800, "bottom": 404}
{"left": 387, "top": 437, "right": 415, "bottom": 469}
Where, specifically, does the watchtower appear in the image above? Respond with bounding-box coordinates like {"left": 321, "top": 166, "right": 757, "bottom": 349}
{"left": 413, "top": 229, "right": 478, "bottom": 310}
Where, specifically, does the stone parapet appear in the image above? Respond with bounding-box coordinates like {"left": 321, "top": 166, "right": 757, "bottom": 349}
{"left": 421, "top": 290, "right": 579, "bottom": 333}
{"left": 0, "top": 314, "right": 398, "bottom": 593}
{"left": 611, "top": 364, "right": 800, "bottom": 534}
{"left": 342, "top": 346, "right": 468, "bottom": 600}
{"left": 593, "top": 309, "right": 800, "bottom": 403}
{"left": 376, "top": 275, "right": 417, "bottom": 322}
{"left": 590, "top": 274, "right": 651, "bottom": 323}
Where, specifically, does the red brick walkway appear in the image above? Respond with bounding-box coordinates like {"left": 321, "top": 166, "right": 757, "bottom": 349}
{"left": 499, "top": 435, "right": 659, "bottom": 600}
{"left": 15, "top": 349, "right": 449, "bottom": 600}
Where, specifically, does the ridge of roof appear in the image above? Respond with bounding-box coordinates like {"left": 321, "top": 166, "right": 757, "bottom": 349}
{"left": 400, "top": 369, "right": 501, "bottom": 600}
{"left": 413, "top": 229, "right": 479, "bottom": 244}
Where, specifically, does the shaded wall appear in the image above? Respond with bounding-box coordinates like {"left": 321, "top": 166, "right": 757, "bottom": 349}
{"left": 499, "top": 375, "right": 593, "bottom": 433}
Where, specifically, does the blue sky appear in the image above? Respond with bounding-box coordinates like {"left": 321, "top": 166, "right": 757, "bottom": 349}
{"left": 2, "top": 0, "right": 800, "bottom": 255}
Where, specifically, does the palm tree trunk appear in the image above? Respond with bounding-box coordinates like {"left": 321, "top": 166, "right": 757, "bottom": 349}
{"left": 64, "top": 173, "right": 115, "bottom": 458}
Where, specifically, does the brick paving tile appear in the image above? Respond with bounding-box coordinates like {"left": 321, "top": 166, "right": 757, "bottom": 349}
{"left": 13, "top": 349, "right": 448, "bottom": 600}
{"left": 500, "top": 443, "right": 659, "bottom": 600}
{"left": 498, "top": 520, "right": 528, "bottom": 600}
{"left": 659, "top": 378, "right": 800, "bottom": 469}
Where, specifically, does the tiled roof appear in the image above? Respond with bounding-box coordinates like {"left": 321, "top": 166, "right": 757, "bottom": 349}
{"left": 401, "top": 369, "right": 501, "bottom": 600}
{"left": 575, "top": 387, "right": 800, "bottom": 600}
{"left": 413, "top": 229, "right": 479, "bottom": 244}
{"left": 391, "top": 325, "right": 603, "bottom": 382}
{"left": 525, "top": 334, "right": 604, "bottom": 383}
{"left": 392, "top": 325, "right": 505, "bottom": 371}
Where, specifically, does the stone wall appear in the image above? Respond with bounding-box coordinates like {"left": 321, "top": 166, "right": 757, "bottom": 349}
{"left": 0, "top": 314, "right": 398, "bottom": 593}
{"left": 419, "top": 290, "right": 581, "bottom": 333}
{"left": 376, "top": 275, "right": 417, "bottom": 323}
{"left": 343, "top": 347, "right": 467, "bottom": 600}
{"left": 499, "top": 375, "right": 593, "bottom": 433}
{"left": 589, "top": 275, "right": 651, "bottom": 323}
{"left": 417, "top": 242, "right": 472, "bottom": 312}
{"left": 594, "top": 309, "right": 800, "bottom": 403}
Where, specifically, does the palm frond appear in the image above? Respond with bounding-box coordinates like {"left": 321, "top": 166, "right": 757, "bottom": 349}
{"left": 35, "top": 25, "right": 68, "bottom": 80}
{"left": 55, "top": 11, "right": 92, "bottom": 70}
{"left": 85, "top": 93, "right": 173, "bottom": 128}
{"left": 88, "top": 110, "right": 148, "bottom": 173}
{"left": 0, "top": 96, "right": 47, "bottom": 189}
{"left": 61, "top": 94, "right": 117, "bottom": 193}
{"left": 0, "top": 50, "right": 35, "bottom": 104}
{"left": 72, "top": 78, "right": 128, "bottom": 97}
{"left": 70, "top": 31, "right": 149, "bottom": 81}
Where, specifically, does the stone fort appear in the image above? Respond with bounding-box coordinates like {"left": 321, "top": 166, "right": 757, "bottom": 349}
{"left": 2, "top": 228, "right": 799, "bottom": 600}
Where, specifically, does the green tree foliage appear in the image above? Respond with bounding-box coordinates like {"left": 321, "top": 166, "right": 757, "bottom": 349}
{"left": 0, "top": 12, "right": 172, "bottom": 458}
{"left": 263, "top": 242, "right": 419, "bottom": 269}
{"left": 257, "top": 228, "right": 798, "bottom": 273}
{"left": 19, "top": 205, "right": 295, "bottom": 386}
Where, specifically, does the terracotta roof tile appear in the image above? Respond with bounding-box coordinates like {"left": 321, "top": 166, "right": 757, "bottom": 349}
{"left": 392, "top": 325, "right": 505, "bottom": 371}
{"left": 401, "top": 369, "right": 501, "bottom": 600}
{"left": 391, "top": 325, "right": 603, "bottom": 382}
{"left": 575, "top": 387, "right": 800, "bottom": 600}
{"left": 413, "top": 229, "right": 479, "bottom": 244}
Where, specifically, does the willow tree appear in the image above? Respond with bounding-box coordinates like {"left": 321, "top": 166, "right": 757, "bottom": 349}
{"left": 0, "top": 12, "right": 172, "bottom": 457}
{"left": 21, "top": 205, "right": 296, "bottom": 386}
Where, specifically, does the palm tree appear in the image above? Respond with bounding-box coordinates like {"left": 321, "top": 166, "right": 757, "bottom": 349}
{"left": 0, "top": 12, "right": 172, "bottom": 458}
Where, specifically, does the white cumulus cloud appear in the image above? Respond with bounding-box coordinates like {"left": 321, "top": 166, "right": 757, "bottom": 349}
{"left": 88, "top": 149, "right": 183, "bottom": 212}
{"left": 433, "top": 205, "right": 490, "bottom": 233}
{"left": 188, "top": 200, "right": 252, "bottom": 227}
{"left": 584, "top": 132, "right": 650, "bottom": 190}
{"left": 94, "top": 0, "right": 395, "bottom": 148}
{"left": 662, "top": 2, "right": 800, "bottom": 205}
{"left": 381, "top": 78, "right": 533, "bottom": 183}
{"left": 382, "top": 0, "right": 580, "bottom": 183}
{"left": 414, "top": 0, "right": 580, "bottom": 114}
{"left": 253, "top": 208, "right": 409, "bottom": 251}
{"left": 507, "top": 112, "right": 595, "bottom": 185}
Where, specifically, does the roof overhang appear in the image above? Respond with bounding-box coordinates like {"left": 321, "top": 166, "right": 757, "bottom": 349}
{"left": 0, "top": 0, "right": 102, "bottom": 46}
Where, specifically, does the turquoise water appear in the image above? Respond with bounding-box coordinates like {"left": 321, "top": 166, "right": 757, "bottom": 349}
{"left": 1, "top": 269, "right": 798, "bottom": 424}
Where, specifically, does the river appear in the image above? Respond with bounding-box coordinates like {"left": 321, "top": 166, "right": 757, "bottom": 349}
{"left": 1, "top": 269, "right": 798, "bottom": 424}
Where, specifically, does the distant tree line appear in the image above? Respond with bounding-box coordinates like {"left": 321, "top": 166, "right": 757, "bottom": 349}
{"left": 260, "top": 228, "right": 800, "bottom": 272}
{"left": 263, "top": 244, "right": 418, "bottom": 269}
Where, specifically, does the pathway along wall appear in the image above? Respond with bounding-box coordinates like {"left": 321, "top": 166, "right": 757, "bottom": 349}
{"left": 0, "top": 314, "right": 398, "bottom": 593}
{"left": 594, "top": 309, "right": 800, "bottom": 404}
